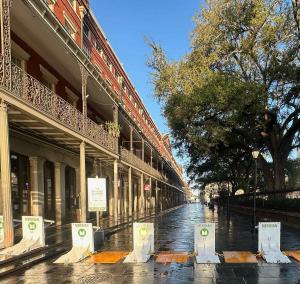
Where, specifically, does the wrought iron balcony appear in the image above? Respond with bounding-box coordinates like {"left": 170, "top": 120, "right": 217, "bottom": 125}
{"left": 0, "top": 55, "right": 117, "bottom": 154}
{"left": 121, "top": 148, "right": 163, "bottom": 180}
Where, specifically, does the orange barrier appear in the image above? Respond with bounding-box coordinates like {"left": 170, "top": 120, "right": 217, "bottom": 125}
{"left": 284, "top": 251, "right": 300, "bottom": 262}
{"left": 223, "top": 251, "right": 258, "bottom": 263}
{"left": 155, "top": 251, "right": 189, "bottom": 263}
{"left": 87, "top": 251, "right": 129, "bottom": 264}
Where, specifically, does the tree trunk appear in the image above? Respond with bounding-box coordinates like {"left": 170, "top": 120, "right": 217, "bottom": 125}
{"left": 258, "top": 156, "right": 274, "bottom": 190}
{"left": 273, "top": 153, "right": 286, "bottom": 191}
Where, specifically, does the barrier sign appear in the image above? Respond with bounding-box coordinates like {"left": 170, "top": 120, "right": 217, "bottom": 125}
{"left": 124, "top": 222, "right": 154, "bottom": 263}
{"left": 258, "top": 222, "right": 291, "bottom": 263}
{"left": 0, "top": 216, "right": 3, "bottom": 248}
{"left": 72, "top": 223, "right": 94, "bottom": 252}
{"left": 22, "top": 216, "right": 45, "bottom": 247}
{"left": 133, "top": 223, "right": 154, "bottom": 252}
{"left": 0, "top": 216, "right": 45, "bottom": 256}
{"left": 88, "top": 178, "right": 107, "bottom": 212}
{"left": 54, "top": 223, "right": 94, "bottom": 263}
{"left": 194, "top": 223, "right": 220, "bottom": 263}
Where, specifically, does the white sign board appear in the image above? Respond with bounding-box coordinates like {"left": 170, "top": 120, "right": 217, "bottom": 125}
{"left": 0, "top": 216, "right": 3, "bottom": 248}
{"left": 194, "top": 223, "right": 220, "bottom": 263}
{"left": 22, "top": 216, "right": 45, "bottom": 246}
{"left": 258, "top": 222, "right": 291, "bottom": 263}
{"left": 133, "top": 222, "right": 154, "bottom": 253}
{"left": 124, "top": 222, "right": 154, "bottom": 263}
{"left": 72, "top": 223, "right": 94, "bottom": 253}
{"left": 88, "top": 178, "right": 107, "bottom": 212}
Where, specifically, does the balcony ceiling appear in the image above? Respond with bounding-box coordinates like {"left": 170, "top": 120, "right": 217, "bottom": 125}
{"left": 11, "top": 0, "right": 113, "bottom": 121}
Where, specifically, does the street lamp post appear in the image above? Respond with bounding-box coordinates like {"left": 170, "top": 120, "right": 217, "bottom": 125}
{"left": 252, "top": 150, "right": 260, "bottom": 232}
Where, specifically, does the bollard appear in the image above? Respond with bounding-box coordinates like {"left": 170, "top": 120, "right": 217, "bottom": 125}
{"left": 94, "top": 228, "right": 105, "bottom": 251}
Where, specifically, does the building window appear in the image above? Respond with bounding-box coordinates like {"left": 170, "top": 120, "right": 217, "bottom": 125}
{"left": 95, "top": 41, "right": 102, "bottom": 54}
{"left": 68, "top": 0, "right": 76, "bottom": 10}
{"left": 83, "top": 24, "right": 90, "bottom": 39}
{"left": 39, "top": 65, "right": 58, "bottom": 92}
{"left": 83, "top": 44, "right": 91, "bottom": 59}
{"left": 64, "top": 13, "right": 77, "bottom": 39}
{"left": 95, "top": 64, "right": 102, "bottom": 75}
{"left": 106, "top": 78, "right": 112, "bottom": 87}
{"left": 11, "top": 41, "right": 30, "bottom": 71}
{"left": 65, "top": 87, "right": 79, "bottom": 107}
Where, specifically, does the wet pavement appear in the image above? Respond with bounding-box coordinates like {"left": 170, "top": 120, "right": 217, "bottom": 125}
{"left": 2, "top": 204, "right": 300, "bottom": 283}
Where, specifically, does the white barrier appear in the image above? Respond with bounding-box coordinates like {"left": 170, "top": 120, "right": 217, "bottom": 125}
{"left": 258, "top": 222, "right": 291, "bottom": 263}
{"left": 0, "top": 216, "right": 45, "bottom": 256}
{"left": 124, "top": 223, "right": 154, "bottom": 263}
{"left": 194, "top": 223, "right": 220, "bottom": 263}
{"left": 54, "top": 223, "right": 94, "bottom": 263}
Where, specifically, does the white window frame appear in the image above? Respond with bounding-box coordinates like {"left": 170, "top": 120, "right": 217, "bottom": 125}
{"left": 11, "top": 41, "right": 30, "bottom": 71}
{"left": 47, "top": 0, "right": 57, "bottom": 11}
{"left": 39, "top": 65, "right": 58, "bottom": 92}
{"left": 63, "top": 12, "right": 77, "bottom": 40}
{"left": 68, "top": 0, "right": 76, "bottom": 11}
{"left": 65, "top": 87, "right": 79, "bottom": 107}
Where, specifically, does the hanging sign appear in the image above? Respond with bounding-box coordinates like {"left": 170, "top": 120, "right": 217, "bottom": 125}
{"left": 88, "top": 178, "right": 107, "bottom": 212}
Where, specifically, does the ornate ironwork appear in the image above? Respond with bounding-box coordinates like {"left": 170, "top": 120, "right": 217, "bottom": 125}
{"left": 0, "top": 56, "right": 117, "bottom": 153}
{"left": 0, "top": 0, "right": 12, "bottom": 90}
{"left": 121, "top": 148, "right": 163, "bottom": 180}
{"left": 79, "top": 63, "right": 88, "bottom": 118}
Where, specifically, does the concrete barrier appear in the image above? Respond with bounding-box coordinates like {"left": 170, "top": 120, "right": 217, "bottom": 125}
{"left": 54, "top": 223, "right": 94, "bottom": 263}
{"left": 124, "top": 223, "right": 154, "bottom": 263}
{"left": 0, "top": 216, "right": 45, "bottom": 256}
{"left": 258, "top": 222, "right": 291, "bottom": 263}
{"left": 194, "top": 223, "right": 220, "bottom": 263}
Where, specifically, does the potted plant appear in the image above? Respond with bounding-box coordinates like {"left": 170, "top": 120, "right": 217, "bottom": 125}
{"left": 105, "top": 121, "right": 121, "bottom": 138}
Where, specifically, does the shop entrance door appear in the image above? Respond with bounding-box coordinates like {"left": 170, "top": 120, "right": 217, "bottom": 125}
{"left": 10, "top": 153, "right": 30, "bottom": 219}
{"left": 44, "top": 161, "right": 55, "bottom": 220}
{"left": 65, "top": 166, "right": 77, "bottom": 222}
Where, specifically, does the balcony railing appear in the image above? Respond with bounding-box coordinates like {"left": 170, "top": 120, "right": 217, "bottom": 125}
{"left": 0, "top": 55, "right": 117, "bottom": 154}
{"left": 121, "top": 148, "right": 163, "bottom": 180}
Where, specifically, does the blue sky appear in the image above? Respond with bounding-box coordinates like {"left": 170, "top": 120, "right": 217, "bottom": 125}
{"left": 90, "top": 0, "right": 202, "bottom": 167}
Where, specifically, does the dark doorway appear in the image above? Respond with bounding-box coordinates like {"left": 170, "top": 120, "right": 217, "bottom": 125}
{"left": 65, "top": 166, "right": 77, "bottom": 222}
{"left": 10, "top": 153, "right": 30, "bottom": 219}
{"left": 44, "top": 161, "right": 55, "bottom": 220}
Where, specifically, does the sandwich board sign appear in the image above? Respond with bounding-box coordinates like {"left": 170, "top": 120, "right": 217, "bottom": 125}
{"left": 22, "top": 216, "right": 45, "bottom": 247}
{"left": 194, "top": 223, "right": 220, "bottom": 263}
{"left": 72, "top": 223, "right": 94, "bottom": 252}
{"left": 258, "top": 222, "right": 291, "bottom": 263}
{"left": 88, "top": 178, "right": 107, "bottom": 212}
{"left": 124, "top": 222, "right": 154, "bottom": 263}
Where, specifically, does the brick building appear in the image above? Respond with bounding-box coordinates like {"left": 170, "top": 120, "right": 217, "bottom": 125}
{"left": 0, "top": 0, "right": 187, "bottom": 246}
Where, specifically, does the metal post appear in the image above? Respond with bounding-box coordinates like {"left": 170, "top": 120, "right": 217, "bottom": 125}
{"left": 253, "top": 158, "right": 257, "bottom": 231}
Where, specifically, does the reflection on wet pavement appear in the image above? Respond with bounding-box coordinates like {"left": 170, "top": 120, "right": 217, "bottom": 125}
{"left": 2, "top": 204, "right": 300, "bottom": 283}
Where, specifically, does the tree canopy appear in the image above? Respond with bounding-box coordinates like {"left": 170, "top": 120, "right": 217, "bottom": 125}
{"left": 148, "top": 0, "right": 300, "bottom": 192}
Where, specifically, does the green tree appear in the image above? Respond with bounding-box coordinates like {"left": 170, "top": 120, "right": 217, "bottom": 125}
{"left": 148, "top": 0, "right": 300, "bottom": 191}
